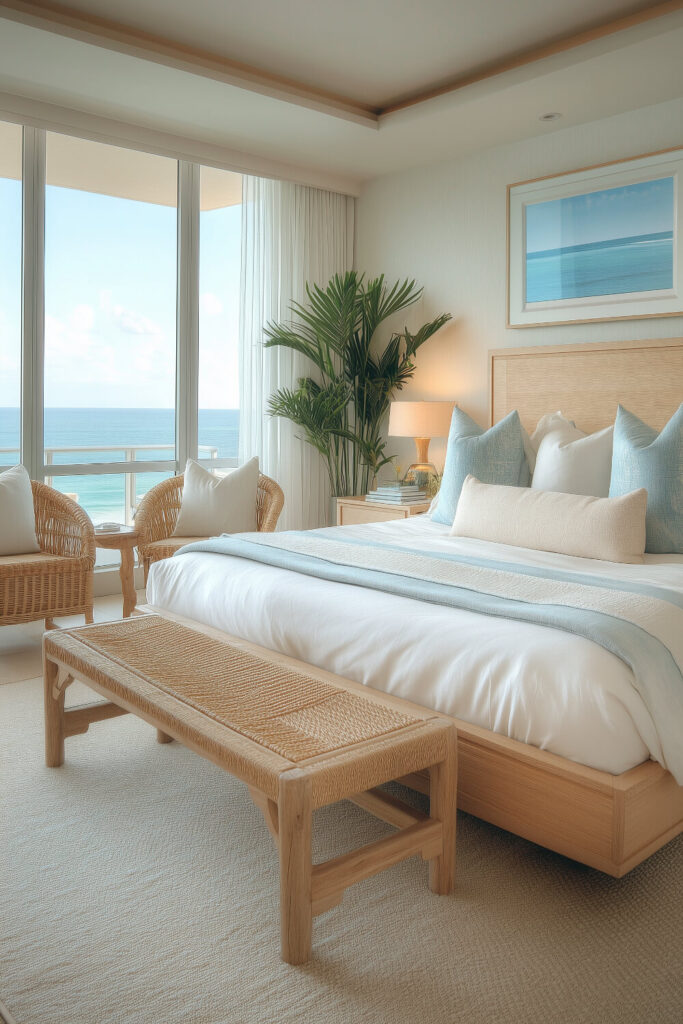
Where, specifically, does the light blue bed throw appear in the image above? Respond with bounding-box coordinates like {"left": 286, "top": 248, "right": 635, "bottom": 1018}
{"left": 179, "top": 529, "right": 683, "bottom": 783}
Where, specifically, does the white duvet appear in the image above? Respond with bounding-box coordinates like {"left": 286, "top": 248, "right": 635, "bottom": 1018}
{"left": 146, "top": 515, "right": 683, "bottom": 776}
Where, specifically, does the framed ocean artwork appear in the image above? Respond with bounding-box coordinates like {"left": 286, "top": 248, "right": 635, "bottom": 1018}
{"left": 507, "top": 146, "right": 683, "bottom": 327}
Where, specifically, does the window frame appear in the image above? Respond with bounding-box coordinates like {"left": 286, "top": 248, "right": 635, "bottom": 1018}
{"left": 14, "top": 127, "right": 238, "bottom": 529}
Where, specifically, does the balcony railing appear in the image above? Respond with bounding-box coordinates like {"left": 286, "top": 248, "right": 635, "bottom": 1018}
{"left": 0, "top": 443, "right": 219, "bottom": 526}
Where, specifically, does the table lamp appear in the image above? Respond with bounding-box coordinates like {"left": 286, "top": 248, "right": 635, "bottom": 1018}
{"left": 387, "top": 401, "right": 454, "bottom": 480}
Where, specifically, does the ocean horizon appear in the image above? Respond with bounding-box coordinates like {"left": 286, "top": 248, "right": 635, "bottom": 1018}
{"left": 525, "top": 231, "right": 674, "bottom": 304}
{"left": 0, "top": 406, "right": 239, "bottom": 523}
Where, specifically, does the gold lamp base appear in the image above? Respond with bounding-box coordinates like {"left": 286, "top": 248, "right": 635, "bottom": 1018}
{"left": 414, "top": 437, "right": 431, "bottom": 464}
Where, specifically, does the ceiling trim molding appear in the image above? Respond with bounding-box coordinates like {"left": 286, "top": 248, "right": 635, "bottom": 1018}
{"left": 381, "top": 0, "right": 683, "bottom": 114}
{"left": 0, "top": 90, "right": 363, "bottom": 196}
{"left": 1, "top": 0, "right": 681, "bottom": 125}
{"left": 0, "top": 0, "right": 380, "bottom": 128}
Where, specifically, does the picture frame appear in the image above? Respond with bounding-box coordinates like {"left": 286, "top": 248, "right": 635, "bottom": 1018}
{"left": 507, "top": 146, "right": 683, "bottom": 328}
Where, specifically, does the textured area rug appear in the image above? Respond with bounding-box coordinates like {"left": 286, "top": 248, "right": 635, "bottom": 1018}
{"left": 1, "top": 675, "right": 682, "bottom": 1024}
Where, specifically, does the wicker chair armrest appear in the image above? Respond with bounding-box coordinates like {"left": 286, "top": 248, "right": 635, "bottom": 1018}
{"left": 32, "top": 482, "right": 96, "bottom": 565}
{"left": 257, "top": 474, "right": 284, "bottom": 532}
{"left": 135, "top": 475, "right": 184, "bottom": 550}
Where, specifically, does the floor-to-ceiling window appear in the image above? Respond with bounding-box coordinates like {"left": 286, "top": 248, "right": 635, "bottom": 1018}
{"left": 4, "top": 122, "right": 242, "bottom": 569}
{"left": 0, "top": 121, "right": 22, "bottom": 469}
{"left": 44, "top": 134, "right": 178, "bottom": 536}
{"left": 199, "top": 166, "right": 242, "bottom": 466}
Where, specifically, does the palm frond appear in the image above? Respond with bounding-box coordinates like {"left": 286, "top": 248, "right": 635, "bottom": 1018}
{"left": 289, "top": 272, "right": 362, "bottom": 362}
{"left": 362, "top": 276, "right": 422, "bottom": 339}
{"left": 262, "top": 323, "right": 329, "bottom": 376}
{"left": 265, "top": 270, "right": 451, "bottom": 496}
{"left": 403, "top": 313, "right": 452, "bottom": 356}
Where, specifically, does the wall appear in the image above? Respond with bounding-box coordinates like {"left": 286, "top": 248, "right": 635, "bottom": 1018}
{"left": 354, "top": 96, "right": 683, "bottom": 471}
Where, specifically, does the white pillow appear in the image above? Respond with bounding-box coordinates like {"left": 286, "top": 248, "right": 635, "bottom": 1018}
{"left": 450, "top": 475, "right": 646, "bottom": 563}
{"left": 173, "top": 458, "right": 259, "bottom": 537}
{"left": 0, "top": 465, "right": 40, "bottom": 556}
{"left": 531, "top": 412, "right": 613, "bottom": 497}
{"left": 529, "top": 410, "right": 572, "bottom": 449}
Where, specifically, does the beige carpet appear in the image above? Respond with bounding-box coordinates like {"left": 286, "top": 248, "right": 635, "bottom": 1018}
{"left": 1, "top": 664, "right": 682, "bottom": 1023}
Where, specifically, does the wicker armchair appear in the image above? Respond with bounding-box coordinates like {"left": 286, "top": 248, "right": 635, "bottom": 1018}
{"left": 135, "top": 472, "right": 284, "bottom": 583}
{"left": 0, "top": 481, "right": 95, "bottom": 628}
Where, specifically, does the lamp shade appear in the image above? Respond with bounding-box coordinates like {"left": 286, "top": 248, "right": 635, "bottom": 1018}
{"left": 388, "top": 401, "right": 454, "bottom": 438}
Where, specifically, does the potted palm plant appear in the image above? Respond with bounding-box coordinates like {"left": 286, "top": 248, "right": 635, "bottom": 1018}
{"left": 265, "top": 271, "right": 451, "bottom": 503}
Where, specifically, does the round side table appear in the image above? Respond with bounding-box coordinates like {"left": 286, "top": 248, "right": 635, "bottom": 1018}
{"left": 94, "top": 526, "right": 139, "bottom": 618}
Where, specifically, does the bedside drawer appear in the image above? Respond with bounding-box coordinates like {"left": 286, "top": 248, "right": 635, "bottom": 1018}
{"left": 336, "top": 497, "right": 430, "bottom": 526}
{"left": 338, "top": 504, "right": 406, "bottom": 526}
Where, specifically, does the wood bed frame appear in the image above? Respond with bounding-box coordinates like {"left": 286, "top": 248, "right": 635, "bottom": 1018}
{"left": 464, "top": 336, "right": 683, "bottom": 876}
{"left": 150, "top": 338, "right": 682, "bottom": 877}
{"left": 145, "top": 605, "right": 683, "bottom": 878}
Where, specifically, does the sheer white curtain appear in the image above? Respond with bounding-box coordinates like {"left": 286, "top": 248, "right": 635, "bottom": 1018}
{"left": 239, "top": 177, "right": 354, "bottom": 530}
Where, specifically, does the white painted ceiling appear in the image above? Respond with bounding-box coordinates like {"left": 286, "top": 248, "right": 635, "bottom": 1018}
{"left": 15, "top": 0, "right": 672, "bottom": 109}
{"left": 0, "top": 2, "right": 682, "bottom": 192}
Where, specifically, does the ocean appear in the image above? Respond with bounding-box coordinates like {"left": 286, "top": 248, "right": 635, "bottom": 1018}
{"left": 0, "top": 407, "right": 239, "bottom": 523}
{"left": 525, "top": 232, "right": 674, "bottom": 304}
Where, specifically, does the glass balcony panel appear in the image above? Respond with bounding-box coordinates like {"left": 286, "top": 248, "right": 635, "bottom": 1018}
{"left": 52, "top": 470, "right": 174, "bottom": 568}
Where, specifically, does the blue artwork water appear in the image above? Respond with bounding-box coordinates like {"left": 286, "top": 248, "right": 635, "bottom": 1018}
{"left": 0, "top": 407, "right": 239, "bottom": 521}
{"left": 524, "top": 176, "right": 675, "bottom": 304}
{"left": 526, "top": 232, "right": 674, "bottom": 304}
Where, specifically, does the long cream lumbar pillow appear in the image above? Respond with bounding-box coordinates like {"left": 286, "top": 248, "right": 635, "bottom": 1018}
{"left": 450, "top": 475, "right": 647, "bottom": 563}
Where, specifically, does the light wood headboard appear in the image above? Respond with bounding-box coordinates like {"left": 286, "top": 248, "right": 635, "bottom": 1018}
{"left": 490, "top": 338, "right": 683, "bottom": 433}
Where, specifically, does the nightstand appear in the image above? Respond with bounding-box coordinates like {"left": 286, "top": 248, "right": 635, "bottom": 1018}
{"left": 336, "top": 495, "right": 431, "bottom": 526}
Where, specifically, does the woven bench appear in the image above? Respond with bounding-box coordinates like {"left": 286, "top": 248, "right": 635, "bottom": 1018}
{"left": 43, "top": 613, "right": 457, "bottom": 964}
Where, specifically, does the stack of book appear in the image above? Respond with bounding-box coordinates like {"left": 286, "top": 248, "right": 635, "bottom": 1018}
{"left": 366, "top": 483, "right": 427, "bottom": 505}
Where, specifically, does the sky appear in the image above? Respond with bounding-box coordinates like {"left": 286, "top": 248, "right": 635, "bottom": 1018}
{"left": 0, "top": 174, "right": 241, "bottom": 410}
{"left": 525, "top": 176, "right": 674, "bottom": 254}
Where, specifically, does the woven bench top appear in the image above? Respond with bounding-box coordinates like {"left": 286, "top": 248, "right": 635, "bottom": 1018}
{"left": 45, "top": 613, "right": 453, "bottom": 807}
{"left": 46, "top": 614, "right": 424, "bottom": 763}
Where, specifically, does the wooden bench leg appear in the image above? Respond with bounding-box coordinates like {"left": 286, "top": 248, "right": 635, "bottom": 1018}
{"left": 248, "top": 786, "right": 279, "bottom": 844}
{"left": 278, "top": 771, "right": 313, "bottom": 965}
{"left": 44, "top": 657, "right": 66, "bottom": 768}
{"left": 156, "top": 729, "right": 173, "bottom": 744}
{"left": 428, "top": 726, "right": 458, "bottom": 895}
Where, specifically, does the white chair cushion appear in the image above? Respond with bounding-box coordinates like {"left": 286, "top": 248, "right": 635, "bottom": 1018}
{"left": 172, "top": 458, "right": 259, "bottom": 538}
{"left": 0, "top": 465, "right": 40, "bottom": 556}
{"left": 450, "top": 474, "right": 647, "bottom": 563}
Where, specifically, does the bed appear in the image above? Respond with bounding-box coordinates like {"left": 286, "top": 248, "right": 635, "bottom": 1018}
{"left": 146, "top": 338, "right": 683, "bottom": 876}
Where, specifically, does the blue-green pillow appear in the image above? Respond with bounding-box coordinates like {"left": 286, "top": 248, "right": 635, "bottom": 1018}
{"left": 609, "top": 404, "right": 682, "bottom": 554}
{"left": 432, "top": 408, "right": 530, "bottom": 526}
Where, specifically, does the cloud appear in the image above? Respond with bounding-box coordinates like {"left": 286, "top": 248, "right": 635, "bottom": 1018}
{"left": 45, "top": 313, "right": 93, "bottom": 359}
{"left": 44, "top": 314, "right": 122, "bottom": 400}
{"left": 70, "top": 304, "right": 95, "bottom": 331}
{"left": 200, "top": 291, "right": 224, "bottom": 316}
{"left": 112, "top": 306, "right": 163, "bottom": 336}
{"left": 99, "top": 290, "right": 164, "bottom": 337}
